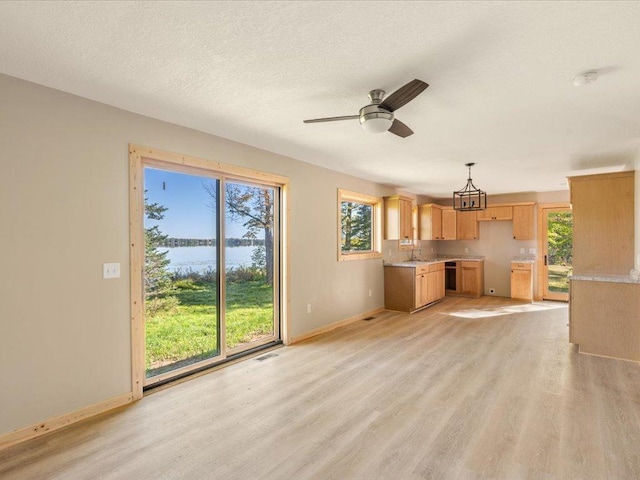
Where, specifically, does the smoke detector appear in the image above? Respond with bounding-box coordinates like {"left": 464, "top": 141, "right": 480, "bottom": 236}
{"left": 573, "top": 70, "right": 599, "bottom": 86}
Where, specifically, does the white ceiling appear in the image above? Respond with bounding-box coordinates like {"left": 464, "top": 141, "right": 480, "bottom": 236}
{"left": 1, "top": 1, "right": 639, "bottom": 196}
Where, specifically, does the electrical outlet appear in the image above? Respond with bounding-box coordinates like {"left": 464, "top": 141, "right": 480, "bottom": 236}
{"left": 306, "top": 304, "right": 312, "bottom": 314}
{"left": 464, "top": 247, "right": 469, "bottom": 253}
{"left": 103, "top": 263, "right": 120, "bottom": 279}
{"left": 489, "top": 288, "right": 495, "bottom": 294}
{"left": 368, "top": 289, "right": 372, "bottom": 297}
{"left": 520, "top": 248, "right": 525, "bottom": 254}
{"left": 529, "top": 248, "right": 536, "bottom": 254}
{"left": 431, "top": 247, "right": 434, "bottom": 253}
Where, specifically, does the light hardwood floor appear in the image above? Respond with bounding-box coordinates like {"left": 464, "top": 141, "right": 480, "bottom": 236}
{"left": 3, "top": 296, "right": 640, "bottom": 479}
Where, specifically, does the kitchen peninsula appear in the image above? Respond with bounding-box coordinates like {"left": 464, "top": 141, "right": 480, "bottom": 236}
{"left": 567, "top": 171, "right": 639, "bottom": 362}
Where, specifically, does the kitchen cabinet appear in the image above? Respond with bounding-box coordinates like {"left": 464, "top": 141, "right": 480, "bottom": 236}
{"left": 511, "top": 262, "right": 533, "bottom": 301}
{"left": 384, "top": 263, "right": 445, "bottom": 312}
{"left": 568, "top": 171, "right": 634, "bottom": 275}
{"left": 419, "top": 204, "right": 456, "bottom": 240}
{"left": 441, "top": 208, "right": 457, "bottom": 240}
{"left": 384, "top": 195, "right": 413, "bottom": 242}
{"left": 570, "top": 278, "right": 640, "bottom": 361}
{"left": 512, "top": 204, "right": 535, "bottom": 240}
{"left": 445, "top": 260, "right": 484, "bottom": 298}
{"left": 460, "top": 261, "right": 484, "bottom": 298}
{"left": 418, "top": 204, "right": 443, "bottom": 240}
{"left": 456, "top": 210, "right": 479, "bottom": 240}
{"left": 477, "top": 206, "right": 513, "bottom": 221}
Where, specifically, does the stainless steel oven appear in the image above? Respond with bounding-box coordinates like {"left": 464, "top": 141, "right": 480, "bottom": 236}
{"left": 445, "top": 261, "right": 458, "bottom": 292}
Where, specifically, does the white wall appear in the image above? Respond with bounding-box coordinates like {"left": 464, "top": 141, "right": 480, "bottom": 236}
{"left": 0, "top": 74, "right": 396, "bottom": 436}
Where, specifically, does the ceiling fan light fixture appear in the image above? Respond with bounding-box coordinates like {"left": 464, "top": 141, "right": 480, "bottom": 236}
{"left": 453, "top": 163, "right": 487, "bottom": 211}
{"left": 360, "top": 113, "right": 394, "bottom": 133}
{"left": 359, "top": 104, "right": 394, "bottom": 133}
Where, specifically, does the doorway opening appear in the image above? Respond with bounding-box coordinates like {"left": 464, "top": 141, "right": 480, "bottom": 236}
{"left": 538, "top": 204, "right": 572, "bottom": 301}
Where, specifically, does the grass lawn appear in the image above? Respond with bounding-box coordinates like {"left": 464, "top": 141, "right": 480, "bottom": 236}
{"left": 548, "top": 264, "right": 572, "bottom": 293}
{"left": 145, "top": 279, "right": 273, "bottom": 377}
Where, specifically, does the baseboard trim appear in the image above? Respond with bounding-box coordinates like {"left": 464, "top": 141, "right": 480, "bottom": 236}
{"left": 0, "top": 392, "right": 133, "bottom": 450}
{"left": 289, "top": 307, "right": 385, "bottom": 344}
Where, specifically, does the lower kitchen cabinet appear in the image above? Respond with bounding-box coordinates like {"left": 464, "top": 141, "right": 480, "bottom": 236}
{"left": 511, "top": 261, "right": 533, "bottom": 301}
{"left": 570, "top": 278, "right": 640, "bottom": 361}
{"left": 460, "top": 261, "right": 484, "bottom": 298}
{"left": 384, "top": 263, "right": 445, "bottom": 313}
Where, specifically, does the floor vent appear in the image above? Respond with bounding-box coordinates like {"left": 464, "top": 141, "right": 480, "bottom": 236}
{"left": 255, "top": 353, "right": 279, "bottom": 362}
{"left": 363, "top": 316, "right": 376, "bottom": 321}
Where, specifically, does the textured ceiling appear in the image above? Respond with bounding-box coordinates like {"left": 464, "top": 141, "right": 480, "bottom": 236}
{"left": 1, "top": 1, "right": 639, "bottom": 196}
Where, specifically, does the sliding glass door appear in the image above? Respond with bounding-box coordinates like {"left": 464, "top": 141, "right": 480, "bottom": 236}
{"left": 225, "top": 181, "right": 279, "bottom": 354}
{"left": 142, "top": 166, "right": 280, "bottom": 386}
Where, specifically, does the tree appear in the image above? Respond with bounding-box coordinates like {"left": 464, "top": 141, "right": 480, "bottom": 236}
{"left": 341, "top": 201, "right": 372, "bottom": 252}
{"left": 547, "top": 212, "right": 573, "bottom": 265}
{"left": 204, "top": 182, "right": 274, "bottom": 283}
{"left": 144, "top": 195, "right": 178, "bottom": 315}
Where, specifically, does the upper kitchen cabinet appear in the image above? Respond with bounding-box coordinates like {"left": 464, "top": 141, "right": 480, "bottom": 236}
{"left": 384, "top": 195, "right": 413, "bottom": 242}
{"left": 456, "top": 210, "right": 479, "bottom": 240}
{"left": 441, "top": 208, "right": 457, "bottom": 240}
{"left": 477, "top": 205, "right": 513, "bottom": 221}
{"left": 418, "top": 204, "right": 443, "bottom": 240}
{"left": 568, "top": 171, "right": 634, "bottom": 275}
{"left": 512, "top": 204, "right": 535, "bottom": 240}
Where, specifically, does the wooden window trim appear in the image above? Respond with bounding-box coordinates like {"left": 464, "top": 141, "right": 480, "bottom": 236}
{"left": 337, "top": 189, "right": 383, "bottom": 261}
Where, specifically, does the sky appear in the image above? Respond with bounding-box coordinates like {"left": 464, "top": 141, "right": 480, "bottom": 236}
{"left": 144, "top": 167, "right": 267, "bottom": 239}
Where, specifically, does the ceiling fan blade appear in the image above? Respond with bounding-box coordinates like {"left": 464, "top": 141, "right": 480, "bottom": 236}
{"left": 303, "top": 115, "right": 359, "bottom": 123}
{"left": 388, "top": 119, "right": 414, "bottom": 138}
{"left": 379, "top": 79, "right": 429, "bottom": 112}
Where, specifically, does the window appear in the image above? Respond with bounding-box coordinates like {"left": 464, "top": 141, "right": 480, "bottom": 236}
{"left": 337, "top": 189, "right": 382, "bottom": 261}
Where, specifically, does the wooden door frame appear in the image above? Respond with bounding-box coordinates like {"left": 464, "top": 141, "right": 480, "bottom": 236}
{"left": 129, "top": 144, "right": 289, "bottom": 400}
{"left": 536, "top": 203, "right": 571, "bottom": 301}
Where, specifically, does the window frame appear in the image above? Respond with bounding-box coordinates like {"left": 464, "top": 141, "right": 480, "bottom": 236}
{"left": 337, "top": 189, "right": 383, "bottom": 261}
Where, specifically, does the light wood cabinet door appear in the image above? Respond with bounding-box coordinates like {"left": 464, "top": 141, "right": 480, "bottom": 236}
{"left": 456, "top": 210, "right": 479, "bottom": 240}
{"left": 418, "top": 204, "right": 443, "bottom": 240}
{"left": 512, "top": 205, "right": 534, "bottom": 240}
{"left": 460, "top": 261, "right": 484, "bottom": 298}
{"left": 477, "top": 206, "right": 513, "bottom": 221}
{"left": 400, "top": 198, "right": 413, "bottom": 241}
{"left": 437, "top": 269, "right": 445, "bottom": 299}
{"left": 384, "top": 195, "right": 413, "bottom": 241}
{"left": 511, "top": 263, "right": 533, "bottom": 300}
{"left": 441, "top": 208, "right": 457, "bottom": 240}
{"left": 569, "top": 171, "right": 634, "bottom": 275}
{"left": 461, "top": 265, "right": 478, "bottom": 296}
{"left": 415, "top": 273, "right": 431, "bottom": 308}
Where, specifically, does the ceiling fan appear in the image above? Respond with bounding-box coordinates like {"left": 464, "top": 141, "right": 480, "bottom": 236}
{"left": 303, "top": 79, "right": 428, "bottom": 138}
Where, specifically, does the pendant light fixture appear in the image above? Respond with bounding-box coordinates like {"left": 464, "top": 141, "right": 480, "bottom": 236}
{"left": 453, "top": 163, "right": 487, "bottom": 211}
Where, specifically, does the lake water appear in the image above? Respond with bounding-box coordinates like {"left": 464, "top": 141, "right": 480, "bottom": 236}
{"left": 162, "top": 246, "right": 255, "bottom": 273}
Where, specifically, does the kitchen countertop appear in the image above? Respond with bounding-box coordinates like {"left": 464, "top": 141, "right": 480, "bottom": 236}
{"left": 569, "top": 273, "right": 640, "bottom": 284}
{"left": 384, "top": 255, "right": 484, "bottom": 267}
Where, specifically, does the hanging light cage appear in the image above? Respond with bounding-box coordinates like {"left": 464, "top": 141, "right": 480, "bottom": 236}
{"left": 453, "top": 163, "right": 487, "bottom": 211}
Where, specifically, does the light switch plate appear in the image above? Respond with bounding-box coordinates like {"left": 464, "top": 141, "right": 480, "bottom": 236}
{"left": 103, "top": 263, "right": 121, "bottom": 279}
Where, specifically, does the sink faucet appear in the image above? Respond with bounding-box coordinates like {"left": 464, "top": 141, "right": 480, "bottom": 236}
{"left": 411, "top": 247, "right": 422, "bottom": 261}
